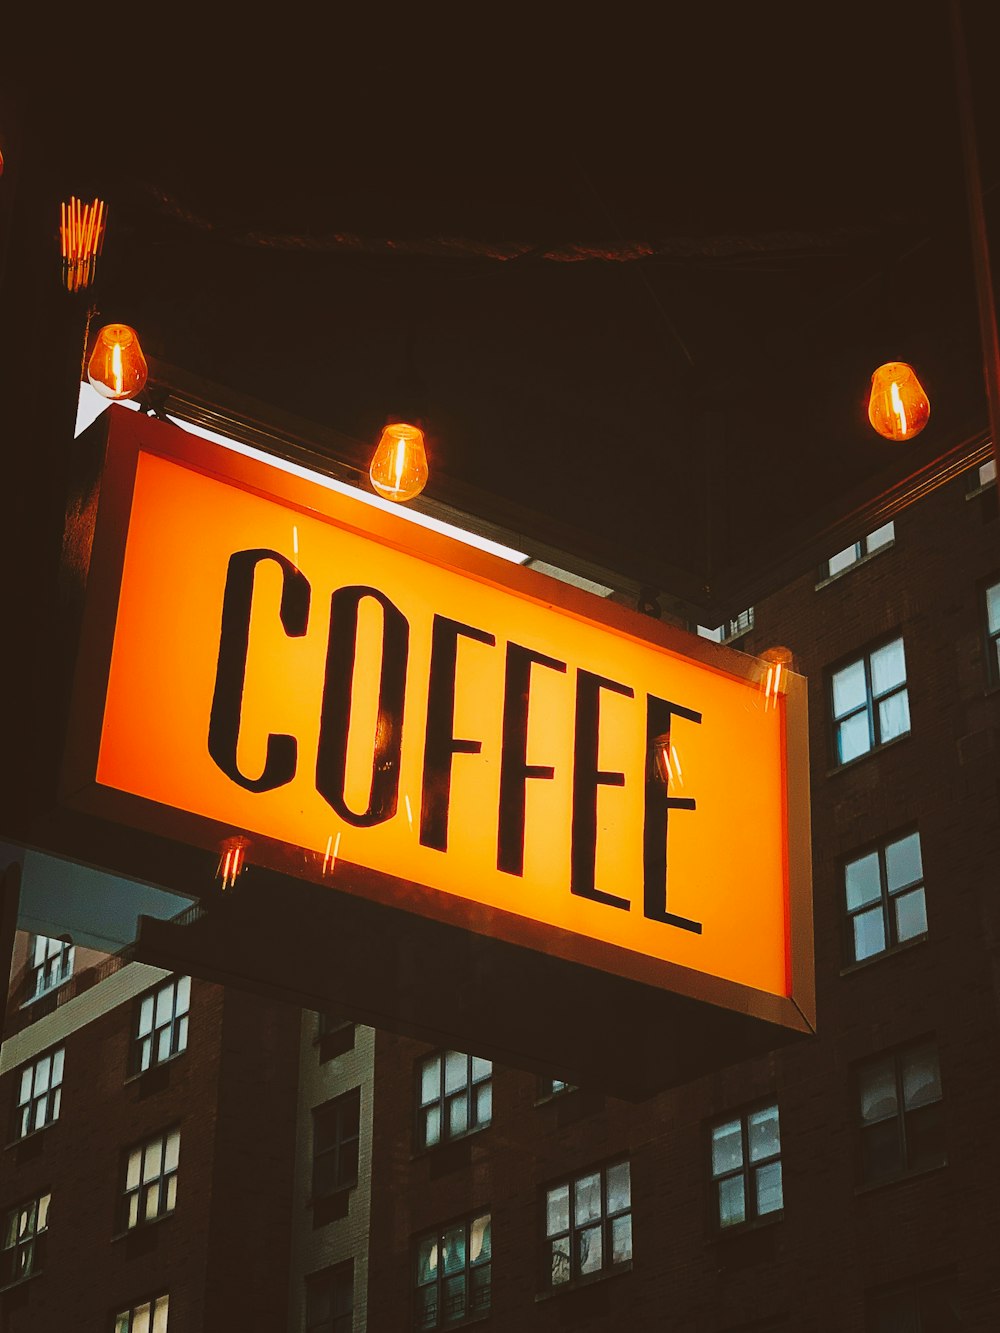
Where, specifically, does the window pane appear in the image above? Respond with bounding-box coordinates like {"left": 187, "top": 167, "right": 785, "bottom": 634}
{"left": 154, "top": 987, "right": 173, "bottom": 1027}
{"left": 444, "top": 1051, "right": 467, "bottom": 1095}
{"left": 546, "top": 1184, "right": 569, "bottom": 1237}
{"left": 828, "top": 544, "right": 860, "bottom": 577}
{"left": 717, "top": 1175, "right": 745, "bottom": 1228}
{"left": 862, "top": 1120, "right": 903, "bottom": 1182}
{"left": 35, "top": 1056, "right": 51, "bottom": 1094}
{"left": 51, "top": 1049, "right": 64, "bottom": 1086}
{"left": 441, "top": 1225, "right": 465, "bottom": 1275}
{"left": 176, "top": 1015, "right": 189, "bottom": 1053}
{"left": 151, "top": 1296, "right": 169, "bottom": 1333}
{"left": 895, "top": 888, "right": 927, "bottom": 942}
{"left": 832, "top": 660, "right": 867, "bottom": 718}
{"left": 138, "top": 995, "right": 154, "bottom": 1037}
{"left": 416, "top": 1236, "right": 438, "bottom": 1284}
{"left": 611, "top": 1213, "right": 632, "bottom": 1264}
{"left": 838, "top": 712, "right": 871, "bottom": 764}
{"left": 748, "top": 1105, "right": 780, "bottom": 1161}
{"left": 37, "top": 1194, "right": 50, "bottom": 1230}
{"left": 573, "top": 1173, "right": 601, "bottom": 1226}
{"left": 420, "top": 1056, "right": 441, "bottom": 1104}
{"left": 866, "top": 521, "right": 894, "bottom": 552}
{"left": 845, "top": 852, "right": 881, "bottom": 910}
{"left": 19, "top": 1068, "right": 32, "bottom": 1104}
{"left": 447, "top": 1092, "right": 468, "bottom": 1138}
{"left": 902, "top": 1045, "right": 941, "bottom": 1109}
{"left": 860, "top": 1058, "right": 898, "bottom": 1123}
{"left": 126, "top": 1149, "right": 142, "bottom": 1190}
{"left": 415, "top": 1285, "right": 437, "bottom": 1330}
{"left": 755, "top": 1160, "right": 783, "bottom": 1214}
{"left": 551, "top": 1237, "right": 571, "bottom": 1285}
{"left": 988, "top": 582, "right": 1000, "bottom": 636}
{"left": 878, "top": 689, "right": 910, "bottom": 742}
{"left": 711, "top": 1120, "right": 743, "bottom": 1176}
{"left": 422, "top": 1104, "right": 441, "bottom": 1148}
{"left": 853, "top": 907, "right": 886, "bottom": 961}
{"left": 142, "top": 1139, "right": 163, "bottom": 1182}
{"left": 470, "top": 1213, "right": 491, "bottom": 1264}
{"left": 156, "top": 1027, "right": 172, "bottom": 1063}
{"left": 443, "top": 1274, "right": 465, "bottom": 1321}
{"left": 871, "top": 639, "right": 906, "bottom": 695}
{"left": 471, "top": 1056, "right": 491, "bottom": 1082}
{"left": 470, "top": 1263, "right": 491, "bottom": 1311}
{"left": 606, "top": 1161, "right": 631, "bottom": 1213}
{"left": 885, "top": 833, "right": 922, "bottom": 893}
{"left": 133, "top": 1304, "right": 152, "bottom": 1333}
{"left": 578, "top": 1223, "right": 602, "bottom": 1275}
{"left": 164, "top": 1131, "right": 180, "bottom": 1172}
{"left": 474, "top": 1082, "right": 492, "bottom": 1126}
{"left": 176, "top": 975, "right": 191, "bottom": 1013}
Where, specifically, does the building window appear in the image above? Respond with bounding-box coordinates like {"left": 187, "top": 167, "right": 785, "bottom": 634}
{"left": 417, "top": 1052, "right": 492, "bottom": 1149}
{"left": 27, "top": 935, "right": 74, "bottom": 1002}
{"left": 866, "top": 1275, "right": 960, "bottom": 1331}
{"left": 710, "top": 1103, "right": 783, "bottom": 1229}
{"left": 538, "top": 1076, "right": 575, "bottom": 1099}
{"left": 415, "top": 1213, "right": 491, "bottom": 1329}
{"left": 831, "top": 637, "right": 910, "bottom": 765}
{"left": 844, "top": 830, "right": 927, "bottom": 964}
{"left": 316, "top": 1012, "right": 356, "bottom": 1063}
{"left": 114, "top": 1294, "right": 169, "bottom": 1333}
{"left": 968, "top": 456, "right": 996, "bottom": 492}
{"left": 544, "top": 1160, "right": 631, "bottom": 1288}
{"left": 133, "top": 976, "right": 190, "bottom": 1074}
{"left": 857, "top": 1041, "right": 945, "bottom": 1185}
{"left": 696, "top": 608, "right": 754, "bottom": 643}
{"left": 985, "top": 578, "right": 1000, "bottom": 686}
{"left": 14, "top": 1047, "right": 64, "bottom": 1139}
{"left": 122, "top": 1129, "right": 180, "bottom": 1229}
{"left": 313, "top": 1089, "right": 360, "bottom": 1198}
{"left": 306, "top": 1261, "right": 353, "bottom": 1333}
{"left": 1, "top": 1192, "right": 50, "bottom": 1286}
{"left": 823, "top": 522, "right": 895, "bottom": 579}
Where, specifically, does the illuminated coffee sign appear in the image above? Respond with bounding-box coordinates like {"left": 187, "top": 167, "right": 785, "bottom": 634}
{"left": 65, "top": 413, "right": 813, "bottom": 1031}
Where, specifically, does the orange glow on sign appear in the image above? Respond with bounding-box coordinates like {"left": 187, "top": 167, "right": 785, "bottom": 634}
{"left": 71, "top": 415, "right": 812, "bottom": 1016}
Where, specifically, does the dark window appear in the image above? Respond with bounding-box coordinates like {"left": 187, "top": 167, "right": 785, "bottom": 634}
{"left": 306, "top": 1261, "right": 353, "bottom": 1333}
{"left": 866, "top": 1275, "right": 960, "bottom": 1331}
{"left": 132, "top": 976, "right": 190, "bottom": 1074}
{"left": 113, "top": 1293, "right": 169, "bottom": 1332}
{"left": 14, "top": 1047, "right": 64, "bottom": 1138}
{"left": 313, "top": 1090, "right": 360, "bottom": 1197}
{"left": 831, "top": 637, "right": 909, "bottom": 765}
{"left": 710, "top": 1103, "right": 783, "bottom": 1229}
{"left": 544, "top": 1160, "right": 631, "bottom": 1289}
{"left": 1, "top": 1192, "right": 50, "bottom": 1286}
{"left": 26, "top": 935, "right": 74, "bottom": 1003}
{"left": 122, "top": 1129, "right": 180, "bottom": 1229}
{"left": 823, "top": 522, "right": 895, "bottom": 579}
{"left": 844, "top": 831, "right": 927, "bottom": 964}
{"left": 415, "top": 1212, "right": 491, "bottom": 1329}
{"left": 857, "top": 1042, "right": 945, "bottom": 1185}
{"left": 985, "top": 578, "right": 1000, "bottom": 686}
{"left": 417, "top": 1052, "right": 492, "bottom": 1149}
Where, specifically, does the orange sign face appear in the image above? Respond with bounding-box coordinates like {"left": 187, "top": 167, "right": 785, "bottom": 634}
{"left": 66, "top": 413, "right": 814, "bottom": 1030}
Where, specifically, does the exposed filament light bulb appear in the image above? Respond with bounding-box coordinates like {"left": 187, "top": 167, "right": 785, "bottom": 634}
{"left": 369, "top": 422, "right": 428, "bottom": 502}
{"left": 87, "top": 324, "right": 148, "bottom": 401}
{"left": 868, "top": 362, "right": 930, "bottom": 441}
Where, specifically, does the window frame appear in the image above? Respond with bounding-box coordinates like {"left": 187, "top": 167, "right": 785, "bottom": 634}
{"left": 841, "top": 828, "right": 927, "bottom": 967}
{"left": 414, "top": 1211, "right": 492, "bottom": 1329}
{"left": 829, "top": 635, "right": 910, "bottom": 767}
{"left": 13, "top": 1046, "right": 65, "bottom": 1140}
{"left": 1, "top": 1191, "right": 50, "bottom": 1288}
{"left": 121, "top": 1127, "right": 181, "bottom": 1231}
{"left": 708, "top": 1102, "right": 784, "bottom": 1233}
{"left": 312, "top": 1088, "right": 361, "bottom": 1200}
{"left": 855, "top": 1040, "right": 946, "bottom": 1187}
{"left": 131, "top": 975, "right": 191, "bottom": 1076}
{"left": 819, "top": 521, "right": 895, "bottom": 583}
{"left": 113, "top": 1292, "right": 170, "bottom": 1333}
{"left": 542, "top": 1159, "right": 632, "bottom": 1292}
{"left": 306, "top": 1260, "right": 354, "bottom": 1333}
{"left": 25, "top": 934, "right": 75, "bottom": 1004}
{"left": 416, "top": 1051, "right": 492, "bottom": 1151}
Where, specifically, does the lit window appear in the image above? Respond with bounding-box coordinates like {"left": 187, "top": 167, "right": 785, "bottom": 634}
{"left": 1, "top": 1192, "right": 50, "bottom": 1285}
{"left": 417, "top": 1052, "right": 492, "bottom": 1149}
{"left": 27, "top": 935, "right": 74, "bottom": 1002}
{"left": 968, "top": 456, "right": 996, "bottom": 491}
{"left": 538, "top": 1076, "right": 575, "bottom": 1099}
{"left": 114, "top": 1293, "right": 169, "bottom": 1333}
{"left": 313, "top": 1090, "right": 360, "bottom": 1198}
{"left": 857, "top": 1042, "right": 945, "bottom": 1185}
{"left": 866, "top": 1275, "right": 960, "bottom": 1331}
{"left": 696, "top": 608, "right": 754, "bottom": 643}
{"left": 710, "top": 1104, "right": 782, "bottom": 1229}
{"left": 133, "top": 976, "right": 190, "bottom": 1074}
{"left": 306, "top": 1261, "right": 353, "bottom": 1333}
{"left": 15, "top": 1048, "right": 64, "bottom": 1138}
{"left": 544, "top": 1160, "right": 631, "bottom": 1289}
{"left": 122, "top": 1129, "right": 180, "bottom": 1229}
{"left": 830, "top": 637, "right": 909, "bottom": 765}
{"left": 985, "top": 578, "right": 1000, "bottom": 686}
{"left": 824, "top": 522, "right": 895, "bottom": 579}
{"left": 844, "top": 831, "right": 927, "bottom": 964}
{"left": 415, "top": 1213, "right": 491, "bottom": 1328}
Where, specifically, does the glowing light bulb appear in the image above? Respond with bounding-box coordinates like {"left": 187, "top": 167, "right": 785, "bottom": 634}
{"left": 868, "top": 362, "right": 930, "bottom": 441}
{"left": 759, "top": 646, "right": 794, "bottom": 711}
{"left": 87, "top": 324, "right": 148, "bottom": 401}
{"left": 369, "top": 422, "right": 428, "bottom": 502}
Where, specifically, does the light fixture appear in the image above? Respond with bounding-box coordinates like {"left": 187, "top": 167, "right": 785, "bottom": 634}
{"left": 759, "top": 646, "right": 794, "bottom": 711}
{"left": 87, "top": 324, "right": 148, "bottom": 401}
{"left": 60, "top": 196, "right": 107, "bottom": 292}
{"left": 868, "top": 362, "right": 930, "bottom": 441}
{"left": 216, "top": 835, "right": 250, "bottom": 890}
{"left": 369, "top": 420, "right": 429, "bottom": 502}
